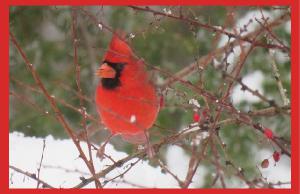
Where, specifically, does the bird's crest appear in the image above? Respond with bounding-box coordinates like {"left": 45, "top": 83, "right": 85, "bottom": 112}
{"left": 104, "top": 31, "right": 132, "bottom": 63}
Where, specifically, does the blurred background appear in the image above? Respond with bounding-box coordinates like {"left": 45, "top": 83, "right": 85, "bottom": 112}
{"left": 9, "top": 6, "right": 291, "bottom": 188}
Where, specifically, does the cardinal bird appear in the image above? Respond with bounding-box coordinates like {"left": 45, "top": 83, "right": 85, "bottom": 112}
{"left": 95, "top": 33, "right": 160, "bottom": 154}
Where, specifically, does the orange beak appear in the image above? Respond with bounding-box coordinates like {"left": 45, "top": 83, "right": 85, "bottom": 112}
{"left": 95, "top": 63, "right": 116, "bottom": 78}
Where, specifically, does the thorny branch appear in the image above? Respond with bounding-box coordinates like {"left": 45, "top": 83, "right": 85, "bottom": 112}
{"left": 10, "top": 31, "right": 102, "bottom": 188}
{"left": 269, "top": 51, "right": 290, "bottom": 106}
{"left": 128, "top": 6, "right": 289, "bottom": 52}
{"left": 71, "top": 7, "right": 101, "bottom": 188}
{"left": 9, "top": 165, "right": 54, "bottom": 188}
{"left": 160, "top": 11, "right": 290, "bottom": 88}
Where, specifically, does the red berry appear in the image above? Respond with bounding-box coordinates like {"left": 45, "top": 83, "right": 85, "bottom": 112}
{"left": 273, "top": 151, "right": 281, "bottom": 162}
{"left": 261, "top": 159, "right": 269, "bottom": 168}
{"left": 193, "top": 112, "right": 201, "bottom": 122}
{"left": 264, "top": 128, "right": 274, "bottom": 139}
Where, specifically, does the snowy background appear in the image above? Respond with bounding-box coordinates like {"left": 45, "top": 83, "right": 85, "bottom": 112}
{"left": 9, "top": 131, "right": 291, "bottom": 188}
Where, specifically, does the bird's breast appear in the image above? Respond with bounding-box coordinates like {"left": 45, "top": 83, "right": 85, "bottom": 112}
{"left": 96, "top": 83, "right": 159, "bottom": 135}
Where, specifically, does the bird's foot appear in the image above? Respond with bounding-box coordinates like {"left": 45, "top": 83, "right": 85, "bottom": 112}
{"left": 96, "top": 133, "right": 113, "bottom": 160}
{"left": 145, "top": 142, "right": 155, "bottom": 159}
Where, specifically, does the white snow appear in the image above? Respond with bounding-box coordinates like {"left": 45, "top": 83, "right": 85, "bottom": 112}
{"left": 231, "top": 71, "right": 264, "bottom": 104}
{"left": 98, "top": 23, "right": 103, "bottom": 30}
{"left": 188, "top": 99, "right": 201, "bottom": 108}
{"left": 9, "top": 130, "right": 290, "bottom": 188}
{"left": 8, "top": 132, "right": 191, "bottom": 188}
{"left": 162, "top": 8, "right": 172, "bottom": 15}
{"left": 129, "top": 33, "right": 135, "bottom": 39}
{"left": 284, "top": 20, "right": 291, "bottom": 34}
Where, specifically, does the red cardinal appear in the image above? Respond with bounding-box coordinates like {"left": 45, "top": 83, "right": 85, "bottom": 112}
{"left": 95, "top": 33, "right": 159, "bottom": 148}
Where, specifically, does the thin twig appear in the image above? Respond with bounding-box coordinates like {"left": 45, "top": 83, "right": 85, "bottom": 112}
{"left": 10, "top": 31, "right": 102, "bottom": 188}
{"left": 71, "top": 7, "right": 101, "bottom": 188}
{"left": 128, "top": 6, "right": 288, "bottom": 52}
{"left": 160, "top": 11, "right": 290, "bottom": 88}
{"left": 269, "top": 51, "right": 290, "bottom": 106}
{"left": 10, "top": 165, "right": 54, "bottom": 188}
{"left": 36, "top": 139, "right": 46, "bottom": 188}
